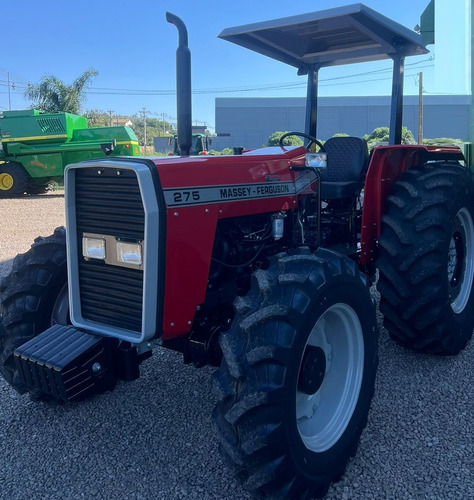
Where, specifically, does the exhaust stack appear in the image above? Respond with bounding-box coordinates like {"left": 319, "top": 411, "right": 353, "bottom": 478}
{"left": 166, "top": 12, "right": 192, "bottom": 156}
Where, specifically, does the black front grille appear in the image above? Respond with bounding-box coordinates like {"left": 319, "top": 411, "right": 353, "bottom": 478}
{"left": 75, "top": 167, "right": 144, "bottom": 240}
{"left": 75, "top": 167, "right": 145, "bottom": 332}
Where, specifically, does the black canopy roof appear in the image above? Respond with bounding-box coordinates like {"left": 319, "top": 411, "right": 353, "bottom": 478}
{"left": 219, "top": 3, "right": 428, "bottom": 74}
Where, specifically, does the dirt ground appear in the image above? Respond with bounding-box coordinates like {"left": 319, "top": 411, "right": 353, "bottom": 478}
{"left": 0, "top": 192, "right": 66, "bottom": 277}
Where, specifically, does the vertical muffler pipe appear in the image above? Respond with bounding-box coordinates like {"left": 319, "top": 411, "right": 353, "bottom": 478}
{"left": 166, "top": 12, "right": 192, "bottom": 156}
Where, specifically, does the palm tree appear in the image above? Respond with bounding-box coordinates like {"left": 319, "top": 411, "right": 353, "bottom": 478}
{"left": 25, "top": 69, "right": 98, "bottom": 114}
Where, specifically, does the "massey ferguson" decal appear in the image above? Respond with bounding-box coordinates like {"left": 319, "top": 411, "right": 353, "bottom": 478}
{"left": 164, "top": 174, "right": 314, "bottom": 208}
{"left": 220, "top": 184, "right": 291, "bottom": 199}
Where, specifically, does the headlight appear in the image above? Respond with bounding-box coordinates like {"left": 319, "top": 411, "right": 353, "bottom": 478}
{"left": 82, "top": 233, "right": 144, "bottom": 269}
{"left": 117, "top": 241, "right": 143, "bottom": 266}
{"left": 82, "top": 237, "right": 106, "bottom": 260}
{"left": 305, "top": 153, "right": 327, "bottom": 169}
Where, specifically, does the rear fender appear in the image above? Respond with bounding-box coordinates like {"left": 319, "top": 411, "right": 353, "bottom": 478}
{"left": 360, "top": 145, "right": 465, "bottom": 266}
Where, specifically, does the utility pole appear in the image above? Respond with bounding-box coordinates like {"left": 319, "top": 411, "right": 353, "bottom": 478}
{"left": 418, "top": 72, "right": 423, "bottom": 145}
{"left": 7, "top": 72, "right": 11, "bottom": 111}
{"left": 107, "top": 110, "right": 114, "bottom": 127}
{"left": 141, "top": 108, "right": 149, "bottom": 150}
{"left": 162, "top": 112, "right": 166, "bottom": 136}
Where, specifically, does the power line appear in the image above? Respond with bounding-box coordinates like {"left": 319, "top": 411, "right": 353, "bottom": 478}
{"left": 0, "top": 58, "right": 435, "bottom": 98}
{"left": 0, "top": 67, "right": 30, "bottom": 85}
{"left": 82, "top": 58, "right": 436, "bottom": 96}
{"left": 0, "top": 58, "right": 436, "bottom": 115}
{"left": 319, "top": 66, "right": 434, "bottom": 88}
{"left": 82, "top": 67, "right": 434, "bottom": 96}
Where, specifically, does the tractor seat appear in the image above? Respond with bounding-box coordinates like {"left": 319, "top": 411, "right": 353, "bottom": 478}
{"left": 320, "top": 137, "right": 369, "bottom": 200}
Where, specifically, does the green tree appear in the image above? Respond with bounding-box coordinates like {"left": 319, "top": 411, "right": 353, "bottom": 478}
{"left": 268, "top": 131, "right": 304, "bottom": 147}
{"left": 83, "top": 109, "right": 110, "bottom": 127}
{"left": 364, "top": 127, "right": 389, "bottom": 144}
{"left": 207, "top": 148, "right": 232, "bottom": 155}
{"left": 131, "top": 114, "right": 176, "bottom": 146}
{"left": 364, "top": 126, "right": 415, "bottom": 149}
{"left": 25, "top": 69, "right": 98, "bottom": 114}
{"left": 423, "top": 137, "right": 463, "bottom": 146}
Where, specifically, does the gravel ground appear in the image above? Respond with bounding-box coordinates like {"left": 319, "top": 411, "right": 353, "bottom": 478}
{"left": 1, "top": 194, "right": 474, "bottom": 500}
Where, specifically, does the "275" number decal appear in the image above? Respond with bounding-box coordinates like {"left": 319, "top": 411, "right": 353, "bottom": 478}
{"left": 173, "top": 190, "right": 201, "bottom": 203}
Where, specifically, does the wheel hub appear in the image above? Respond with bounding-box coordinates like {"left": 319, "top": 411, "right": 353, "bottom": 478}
{"left": 0, "top": 173, "right": 13, "bottom": 191}
{"left": 448, "top": 208, "right": 474, "bottom": 314}
{"left": 298, "top": 345, "right": 326, "bottom": 395}
{"left": 448, "top": 232, "right": 465, "bottom": 289}
{"left": 296, "top": 303, "right": 364, "bottom": 453}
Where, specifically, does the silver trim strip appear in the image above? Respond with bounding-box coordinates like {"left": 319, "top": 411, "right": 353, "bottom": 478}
{"left": 163, "top": 172, "right": 315, "bottom": 208}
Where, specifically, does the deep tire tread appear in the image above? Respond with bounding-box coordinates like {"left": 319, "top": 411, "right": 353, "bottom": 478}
{"left": 0, "top": 227, "right": 67, "bottom": 394}
{"left": 377, "top": 164, "right": 474, "bottom": 354}
{"left": 213, "top": 248, "right": 378, "bottom": 498}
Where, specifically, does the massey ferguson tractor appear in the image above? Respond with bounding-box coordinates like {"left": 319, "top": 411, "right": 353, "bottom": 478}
{"left": 1, "top": 5, "right": 473, "bottom": 499}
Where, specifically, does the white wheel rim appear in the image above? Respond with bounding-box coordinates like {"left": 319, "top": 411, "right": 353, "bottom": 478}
{"left": 449, "top": 207, "right": 474, "bottom": 314}
{"left": 50, "top": 283, "right": 69, "bottom": 325}
{"left": 296, "top": 303, "right": 364, "bottom": 453}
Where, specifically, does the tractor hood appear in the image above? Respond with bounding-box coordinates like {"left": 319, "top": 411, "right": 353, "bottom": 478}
{"left": 152, "top": 146, "right": 307, "bottom": 193}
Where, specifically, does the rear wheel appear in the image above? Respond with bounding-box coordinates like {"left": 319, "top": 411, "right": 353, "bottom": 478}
{"left": 0, "top": 162, "right": 29, "bottom": 198}
{"left": 0, "top": 227, "right": 68, "bottom": 393}
{"left": 212, "top": 248, "right": 378, "bottom": 498}
{"left": 377, "top": 164, "right": 474, "bottom": 354}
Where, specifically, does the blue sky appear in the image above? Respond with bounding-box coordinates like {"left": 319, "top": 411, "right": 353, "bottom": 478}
{"left": 0, "top": 0, "right": 461, "bottom": 130}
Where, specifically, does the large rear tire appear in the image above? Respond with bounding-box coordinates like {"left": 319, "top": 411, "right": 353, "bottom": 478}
{"left": 212, "top": 248, "right": 378, "bottom": 498}
{"left": 377, "top": 164, "right": 474, "bottom": 354}
{"left": 0, "top": 227, "right": 68, "bottom": 393}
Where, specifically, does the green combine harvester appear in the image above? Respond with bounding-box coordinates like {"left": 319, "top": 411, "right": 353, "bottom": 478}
{"left": 0, "top": 109, "right": 140, "bottom": 197}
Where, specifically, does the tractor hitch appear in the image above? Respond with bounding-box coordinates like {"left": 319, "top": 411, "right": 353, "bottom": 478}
{"left": 13, "top": 325, "right": 147, "bottom": 402}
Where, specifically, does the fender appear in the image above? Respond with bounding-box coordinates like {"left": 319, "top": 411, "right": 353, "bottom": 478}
{"left": 360, "top": 145, "right": 465, "bottom": 267}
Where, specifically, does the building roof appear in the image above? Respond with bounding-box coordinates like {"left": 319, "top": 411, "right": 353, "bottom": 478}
{"left": 219, "top": 3, "right": 428, "bottom": 74}
{"left": 215, "top": 95, "right": 471, "bottom": 108}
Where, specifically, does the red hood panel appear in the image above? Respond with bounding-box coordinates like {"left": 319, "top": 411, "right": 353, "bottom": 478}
{"left": 152, "top": 146, "right": 307, "bottom": 189}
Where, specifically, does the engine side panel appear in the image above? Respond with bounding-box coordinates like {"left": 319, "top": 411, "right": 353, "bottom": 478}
{"left": 154, "top": 148, "right": 308, "bottom": 339}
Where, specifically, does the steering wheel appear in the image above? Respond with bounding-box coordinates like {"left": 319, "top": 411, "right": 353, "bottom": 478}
{"left": 279, "top": 131, "right": 326, "bottom": 152}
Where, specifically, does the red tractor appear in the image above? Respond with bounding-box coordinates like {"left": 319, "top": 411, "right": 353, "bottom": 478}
{"left": 1, "top": 5, "right": 473, "bottom": 499}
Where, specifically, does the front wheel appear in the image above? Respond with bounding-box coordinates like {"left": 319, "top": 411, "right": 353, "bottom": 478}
{"left": 212, "top": 248, "right": 378, "bottom": 498}
{"left": 0, "top": 227, "right": 68, "bottom": 393}
{"left": 0, "top": 162, "right": 29, "bottom": 198}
